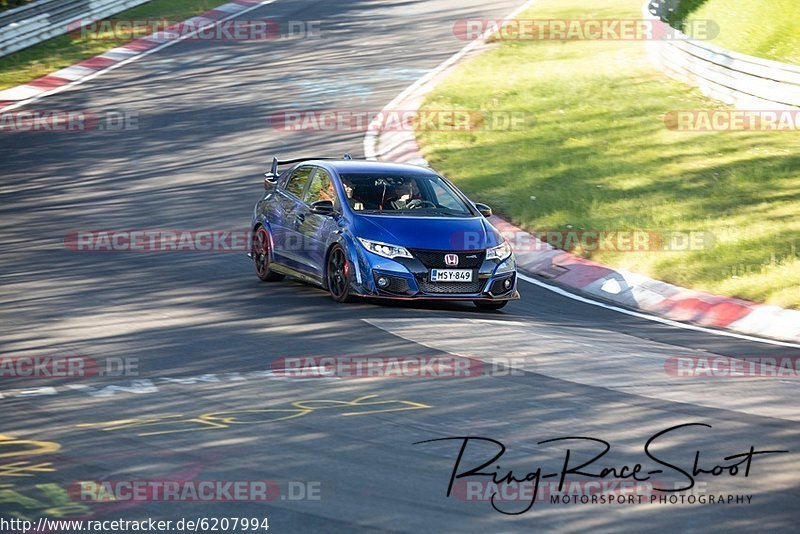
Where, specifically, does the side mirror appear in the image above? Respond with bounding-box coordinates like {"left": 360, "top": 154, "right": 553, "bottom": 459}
{"left": 310, "top": 200, "right": 335, "bottom": 215}
{"left": 474, "top": 202, "right": 493, "bottom": 218}
{"left": 263, "top": 172, "right": 278, "bottom": 190}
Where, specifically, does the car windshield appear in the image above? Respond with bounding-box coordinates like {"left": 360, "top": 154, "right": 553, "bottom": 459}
{"left": 339, "top": 172, "right": 475, "bottom": 216}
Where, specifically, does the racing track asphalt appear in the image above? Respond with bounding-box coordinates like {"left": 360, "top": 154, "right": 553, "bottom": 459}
{"left": 1, "top": 0, "right": 799, "bottom": 531}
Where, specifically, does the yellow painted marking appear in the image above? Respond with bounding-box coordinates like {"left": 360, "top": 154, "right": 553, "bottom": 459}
{"left": 78, "top": 395, "right": 432, "bottom": 436}
{"left": 0, "top": 434, "right": 61, "bottom": 459}
{"left": 200, "top": 408, "right": 311, "bottom": 426}
{"left": 0, "top": 461, "right": 56, "bottom": 477}
{"left": 0, "top": 436, "right": 89, "bottom": 519}
{"left": 78, "top": 413, "right": 229, "bottom": 436}
{"left": 75, "top": 414, "right": 187, "bottom": 431}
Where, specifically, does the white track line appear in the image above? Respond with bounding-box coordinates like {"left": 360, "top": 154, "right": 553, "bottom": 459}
{"left": 518, "top": 273, "right": 800, "bottom": 349}
{"left": 1, "top": 0, "right": 279, "bottom": 112}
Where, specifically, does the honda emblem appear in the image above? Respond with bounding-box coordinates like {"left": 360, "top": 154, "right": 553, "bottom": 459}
{"left": 444, "top": 254, "right": 459, "bottom": 266}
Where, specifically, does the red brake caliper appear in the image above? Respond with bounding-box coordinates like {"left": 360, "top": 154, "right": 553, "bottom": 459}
{"left": 260, "top": 230, "right": 269, "bottom": 255}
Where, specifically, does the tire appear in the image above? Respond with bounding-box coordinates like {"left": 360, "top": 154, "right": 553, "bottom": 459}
{"left": 474, "top": 300, "right": 509, "bottom": 311}
{"left": 326, "top": 244, "right": 353, "bottom": 302}
{"left": 252, "top": 226, "right": 284, "bottom": 282}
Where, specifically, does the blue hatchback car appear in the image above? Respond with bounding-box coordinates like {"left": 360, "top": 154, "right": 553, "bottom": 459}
{"left": 250, "top": 156, "right": 519, "bottom": 310}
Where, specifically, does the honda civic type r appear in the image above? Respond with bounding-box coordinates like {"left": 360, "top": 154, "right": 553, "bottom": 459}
{"left": 249, "top": 156, "right": 519, "bottom": 310}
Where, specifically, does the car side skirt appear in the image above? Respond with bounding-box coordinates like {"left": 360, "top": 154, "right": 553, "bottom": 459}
{"left": 269, "top": 262, "right": 325, "bottom": 287}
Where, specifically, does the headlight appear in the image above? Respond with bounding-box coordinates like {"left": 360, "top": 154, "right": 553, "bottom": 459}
{"left": 486, "top": 241, "right": 512, "bottom": 261}
{"left": 358, "top": 238, "right": 413, "bottom": 259}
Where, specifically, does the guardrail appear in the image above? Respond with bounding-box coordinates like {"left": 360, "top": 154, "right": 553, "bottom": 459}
{"left": 0, "top": 0, "right": 153, "bottom": 57}
{"left": 644, "top": 0, "right": 800, "bottom": 109}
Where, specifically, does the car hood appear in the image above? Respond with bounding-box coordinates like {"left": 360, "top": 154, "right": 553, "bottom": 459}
{"left": 351, "top": 214, "right": 503, "bottom": 251}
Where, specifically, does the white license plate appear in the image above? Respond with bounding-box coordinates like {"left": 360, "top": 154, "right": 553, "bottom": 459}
{"left": 430, "top": 269, "right": 473, "bottom": 282}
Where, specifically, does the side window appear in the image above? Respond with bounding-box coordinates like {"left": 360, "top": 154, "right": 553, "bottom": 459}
{"left": 284, "top": 167, "right": 313, "bottom": 199}
{"left": 304, "top": 168, "right": 337, "bottom": 207}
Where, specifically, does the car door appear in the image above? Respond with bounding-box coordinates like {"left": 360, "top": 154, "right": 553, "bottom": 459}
{"left": 271, "top": 165, "right": 314, "bottom": 268}
{"left": 295, "top": 167, "right": 341, "bottom": 279}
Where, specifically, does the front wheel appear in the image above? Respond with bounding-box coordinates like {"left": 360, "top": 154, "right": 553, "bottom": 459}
{"left": 474, "top": 300, "right": 508, "bottom": 311}
{"left": 253, "top": 227, "right": 284, "bottom": 282}
{"left": 327, "top": 244, "right": 353, "bottom": 302}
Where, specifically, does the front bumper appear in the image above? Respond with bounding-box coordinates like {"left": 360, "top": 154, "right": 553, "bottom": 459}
{"left": 351, "top": 245, "right": 519, "bottom": 301}
{"left": 351, "top": 290, "right": 521, "bottom": 302}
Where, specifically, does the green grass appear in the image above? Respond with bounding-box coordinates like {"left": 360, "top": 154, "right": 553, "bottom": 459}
{"left": 676, "top": 0, "right": 800, "bottom": 64}
{"left": 417, "top": 0, "right": 800, "bottom": 308}
{"left": 0, "top": 0, "right": 220, "bottom": 90}
{"left": 0, "top": 0, "right": 34, "bottom": 13}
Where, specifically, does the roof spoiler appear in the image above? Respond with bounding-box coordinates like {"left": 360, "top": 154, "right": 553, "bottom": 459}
{"left": 264, "top": 153, "right": 355, "bottom": 186}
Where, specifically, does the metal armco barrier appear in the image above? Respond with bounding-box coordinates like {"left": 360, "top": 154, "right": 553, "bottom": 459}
{"left": 0, "top": 0, "right": 153, "bottom": 57}
{"left": 645, "top": 0, "right": 800, "bottom": 109}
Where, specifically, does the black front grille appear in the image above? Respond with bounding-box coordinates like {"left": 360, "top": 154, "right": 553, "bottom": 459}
{"left": 409, "top": 249, "right": 485, "bottom": 268}
{"left": 418, "top": 276, "right": 482, "bottom": 294}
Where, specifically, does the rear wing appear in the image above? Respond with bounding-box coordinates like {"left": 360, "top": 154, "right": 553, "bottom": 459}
{"left": 264, "top": 153, "right": 355, "bottom": 184}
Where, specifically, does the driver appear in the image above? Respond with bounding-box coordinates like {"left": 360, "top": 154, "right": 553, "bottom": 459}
{"left": 386, "top": 179, "right": 419, "bottom": 210}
